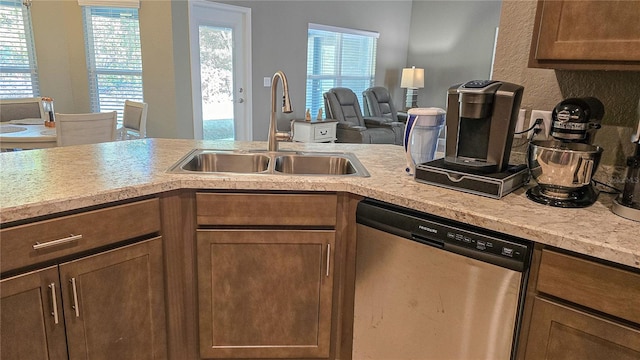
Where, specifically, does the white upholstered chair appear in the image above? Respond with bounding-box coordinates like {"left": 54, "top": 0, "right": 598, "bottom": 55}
{"left": 55, "top": 111, "right": 117, "bottom": 146}
{"left": 0, "top": 97, "right": 47, "bottom": 123}
{"left": 119, "top": 100, "right": 148, "bottom": 139}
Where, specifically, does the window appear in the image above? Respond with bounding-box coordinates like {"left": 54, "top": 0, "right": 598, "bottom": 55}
{"left": 82, "top": 5, "right": 142, "bottom": 120}
{"left": 305, "top": 23, "right": 378, "bottom": 115}
{"left": 0, "top": 0, "right": 39, "bottom": 98}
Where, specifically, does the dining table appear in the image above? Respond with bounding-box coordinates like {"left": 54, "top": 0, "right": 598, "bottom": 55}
{"left": 0, "top": 119, "right": 56, "bottom": 150}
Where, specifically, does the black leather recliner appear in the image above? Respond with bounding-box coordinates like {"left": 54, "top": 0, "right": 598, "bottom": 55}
{"left": 323, "top": 87, "right": 404, "bottom": 145}
{"left": 363, "top": 86, "right": 408, "bottom": 123}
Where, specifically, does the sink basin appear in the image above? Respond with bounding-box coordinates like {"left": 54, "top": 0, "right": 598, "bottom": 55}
{"left": 168, "top": 149, "right": 369, "bottom": 177}
{"left": 274, "top": 154, "right": 357, "bottom": 175}
{"left": 170, "top": 150, "right": 270, "bottom": 173}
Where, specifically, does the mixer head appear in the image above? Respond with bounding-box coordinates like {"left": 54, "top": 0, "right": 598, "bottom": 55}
{"left": 550, "top": 97, "right": 604, "bottom": 144}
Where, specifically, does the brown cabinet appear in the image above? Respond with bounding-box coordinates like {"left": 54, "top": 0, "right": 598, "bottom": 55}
{"left": 526, "top": 297, "right": 640, "bottom": 359}
{"left": 0, "top": 198, "right": 161, "bottom": 274}
{"left": 197, "top": 230, "right": 335, "bottom": 359}
{"left": 195, "top": 192, "right": 339, "bottom": 359}
{"left": 1, "top": 266, "right": 67, "bottom": 360}
{"left": 1, "top": 238, "right": 167, "bottom": 360}
{"left": 1, "top": 198, "right": 166, "bottom": 360}
{"left": 62, "top": 237, "right": 167, "bottom": 359}
{"left": 529, "top": 0, "right": 640, "bottom": 70}
{"left": 522, "top": 249, "right": 640, "bottom": 359}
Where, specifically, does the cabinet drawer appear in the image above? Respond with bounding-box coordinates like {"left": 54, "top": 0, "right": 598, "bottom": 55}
{"left": 537, "top": 249, "right": 640, "bottom": 324}
{"left": 313, "top": 124, "right": 336, "bottom": 141}
{"left": 196, "top": 193, "right": 337, "bottom": 226}
{"left": 0, "top": 198, "right": 160, "bottom": 273}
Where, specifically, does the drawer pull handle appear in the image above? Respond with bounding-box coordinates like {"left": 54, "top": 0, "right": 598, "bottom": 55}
{"left": 33, "top": 234, "right": 83, "bottom": 250}
{"left": 320, "top": 130, "right": 328, "bottom": 135}
{"left": 326, "top": 244, "right": 331, "bottom": 277}
{"left": 70, "top": 277, "right": 80, "bottom": 318}
{"left": 49, "top": 283, "right": 59, "bottom": 324}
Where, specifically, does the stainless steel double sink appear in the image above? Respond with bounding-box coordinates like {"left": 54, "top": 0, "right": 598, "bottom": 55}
{"left": 168, "top": 149, "right": 370, "bottom": 177}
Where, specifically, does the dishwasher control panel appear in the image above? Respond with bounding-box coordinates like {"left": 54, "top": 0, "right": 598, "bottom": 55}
{"left": 357, "top": 198, "right": 531, "bottom": 272}
{"left": 443, "top": 228, "right": 528, "bottom": 263}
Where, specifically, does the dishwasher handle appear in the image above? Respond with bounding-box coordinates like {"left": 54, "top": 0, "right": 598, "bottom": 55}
{"left": 411, "top": 233, "right": 444, "bottom": 249}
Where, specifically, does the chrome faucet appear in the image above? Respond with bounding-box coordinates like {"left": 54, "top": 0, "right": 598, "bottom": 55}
{"left": 268, "top": 70, "right": 293, "bottom": 152}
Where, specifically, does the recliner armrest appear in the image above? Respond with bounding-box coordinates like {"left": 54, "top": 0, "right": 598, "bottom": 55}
{"left": 337, "top": 122, "right": 366, "bottom": 131}
{"left": 364, "top": 117, "right": 404, "bottom": 128}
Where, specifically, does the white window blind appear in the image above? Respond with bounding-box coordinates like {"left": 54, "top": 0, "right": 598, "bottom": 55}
{"left": 82, "top": 6, "right": 143, "bottom": 120}
{"left": 0, "top": 0, "right": 40, "bottom": 98}
{"left": 306, "top": 23, "right": 378, "bottom": 115}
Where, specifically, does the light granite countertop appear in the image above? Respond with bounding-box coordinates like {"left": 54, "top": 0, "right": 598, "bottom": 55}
{"left": 1, "top": 138, "right": 638, "bottom": 269}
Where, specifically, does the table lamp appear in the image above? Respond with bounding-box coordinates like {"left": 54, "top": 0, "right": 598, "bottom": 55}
{"left": 401, "top": 66, "right": 424, "bottom": 110}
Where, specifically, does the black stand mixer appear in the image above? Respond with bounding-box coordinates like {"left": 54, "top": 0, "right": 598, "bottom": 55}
{"left": 526, "top": 97, "right": 605, "bottom": 208}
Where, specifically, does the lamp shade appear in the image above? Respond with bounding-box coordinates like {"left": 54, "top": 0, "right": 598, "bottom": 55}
{"left": 400, "top": 67, "right": 425, "bottom": 89}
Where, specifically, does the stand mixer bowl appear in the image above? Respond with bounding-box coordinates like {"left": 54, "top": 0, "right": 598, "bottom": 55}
{"left": 527, "top": 140, "right": 603, "bottom": 198}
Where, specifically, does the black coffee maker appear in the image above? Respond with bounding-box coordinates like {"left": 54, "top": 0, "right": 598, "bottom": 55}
{"left": 443, "top": 80, "right": 524, "bottom": 174}
{"left": 413, "top": 80, "right": 528, "bottom": 199}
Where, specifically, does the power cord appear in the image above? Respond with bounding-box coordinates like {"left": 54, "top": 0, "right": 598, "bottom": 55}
{"left": 512, "top": 118, "right": 543, "bottom": 147}
{"left": 593, "top": 180, "right": 622, "bottom": 194}
{"left": 514, "top": 118, "right": 543, "bottom": 135}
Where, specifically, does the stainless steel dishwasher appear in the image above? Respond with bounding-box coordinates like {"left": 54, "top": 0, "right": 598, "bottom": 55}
{"left": 353, "top": 198, "right": 531, "bottom": 360}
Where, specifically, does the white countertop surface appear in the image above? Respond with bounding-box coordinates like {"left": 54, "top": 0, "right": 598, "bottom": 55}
{"left": 1, "top": 138, "right": 638, "bottom": 269}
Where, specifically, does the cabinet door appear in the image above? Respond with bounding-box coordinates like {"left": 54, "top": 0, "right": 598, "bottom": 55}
{"left": 197, "top": 230, "right": 335, "bottom": 359}
{"left": 525, "top": 297, "right": 640, "bottom": 360}
{"left": 1, "top": 266, "right": 67, "bottom": 360}
{"left": 530, "top": 0, "right": 640, "bottom": 69}
{"left": 60, "top": 237, "right": 167, "bottom": 360}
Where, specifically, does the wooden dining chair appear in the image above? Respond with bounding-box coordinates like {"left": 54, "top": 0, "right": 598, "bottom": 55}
{"left": 0, "top": 97, "right": 47, "bottom": 123}
{"left": 119, "top": 100, "right": 148, "bottom": 140}
{"left": 55, "top": 111, "right": 117, "bottom": 146}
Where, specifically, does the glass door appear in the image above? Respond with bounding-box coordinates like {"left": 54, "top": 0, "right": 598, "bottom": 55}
{"left": 198, "top": 25, "right": 234, "bottom": 140}
{"left": 189, "top": 1, "right": 252, "bottom": 140}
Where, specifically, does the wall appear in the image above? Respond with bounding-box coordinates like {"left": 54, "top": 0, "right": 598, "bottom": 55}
{"left": 28, "top": 0, "right": 413, "bottom": 140}
{"left": 407, "top": 0, "right": 502, "bottom": 109}
{"left": 492, "top": 0, "right": 640, "bottom": 168}
{"left": 28, "top": 0, "right": 502, "bottom": 140}
{"left": 217, "top": 0, "right": 413, "bottom": 139}
{"left": 31, "top": 0, "right": 88, "bottom": 114}
{"left": 30, "top": 0, "right": 193, "bottom": 139}
{"left": 138, "top": 0, "right": 193, "bottom": 139}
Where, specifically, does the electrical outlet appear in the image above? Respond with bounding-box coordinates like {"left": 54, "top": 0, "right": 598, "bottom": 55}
{"left": 514, "top": 109, "right": 526, "bottom": 138}
{"left": 529, "top": 110, "right": 553, "bottom": 139}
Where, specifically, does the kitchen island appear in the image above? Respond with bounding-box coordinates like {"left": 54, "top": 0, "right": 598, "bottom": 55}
{"left": 1, "top": 138, "right": 639, "bottom": 360}
{"left": 1, "top": 138, "right": 637, "bottom": 269}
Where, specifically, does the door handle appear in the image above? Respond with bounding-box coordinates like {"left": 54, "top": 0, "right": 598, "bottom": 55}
{"left": 326, "top": 244, "right": 331, "bottom": 277}
{"left": 49, "top": 283, "right": 59, "bottom": 324}
{"left": 238, "top": 98, "right": 245, "bottom": 103}
{"left": 70, "top": 277, "right": 80, "bottom": 318}
{"left": 33, "top": 234, "right": 82, "bottom": 250}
